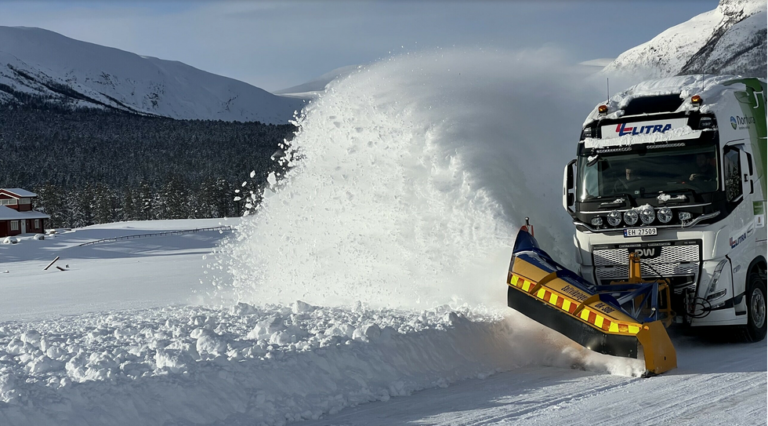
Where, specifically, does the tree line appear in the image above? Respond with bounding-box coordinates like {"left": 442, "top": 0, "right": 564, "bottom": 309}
{"left": 0, "top": 101, "right": 295, "bottom": 228}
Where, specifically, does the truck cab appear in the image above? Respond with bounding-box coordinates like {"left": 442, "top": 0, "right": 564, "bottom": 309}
{"left": 563, "top": 75, "right": 767, "bottom": 340}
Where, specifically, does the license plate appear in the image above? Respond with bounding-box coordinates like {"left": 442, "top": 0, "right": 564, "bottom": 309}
{"left": 624, "top": 228, "right": 657, "bottom": 237}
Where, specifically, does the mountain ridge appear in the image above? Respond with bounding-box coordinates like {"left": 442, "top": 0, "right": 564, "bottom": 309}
{"left": 603, "top": 0, "right": 766, "bottom": 79}
{"left": 0, "top": 26, "right": 303, "bottom": 123}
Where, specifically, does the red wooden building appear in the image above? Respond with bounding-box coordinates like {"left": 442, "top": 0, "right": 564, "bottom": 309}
{"left": 0, "top": 188, "right": 50, "bottom": 237}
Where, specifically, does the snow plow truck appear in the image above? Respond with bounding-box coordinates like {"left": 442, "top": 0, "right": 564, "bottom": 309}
{"left": 507, "top": 75, "right": 766, "bottom": 376}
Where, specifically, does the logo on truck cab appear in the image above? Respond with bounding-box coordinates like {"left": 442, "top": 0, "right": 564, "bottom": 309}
{"left": 616, "top": 122, "right": 673, "bottom": 137}
{"left": 730, "top": 115, "right": 755, "bottom": 130}
{"left": 633, "top": 247, "right": 661, "bottom": 258}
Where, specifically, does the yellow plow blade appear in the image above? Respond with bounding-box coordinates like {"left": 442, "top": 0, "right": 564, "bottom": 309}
{"left": 508, "top": 225, "right": 677, "bottom": 376}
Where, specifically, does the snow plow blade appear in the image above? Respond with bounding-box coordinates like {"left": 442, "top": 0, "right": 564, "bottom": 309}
{"left": 507, "top": 226, "right": 676, "bottom": 375}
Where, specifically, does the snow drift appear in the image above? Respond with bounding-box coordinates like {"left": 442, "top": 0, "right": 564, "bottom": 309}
{"left": 0, "top": 303, "right": 642, "bottom": 426}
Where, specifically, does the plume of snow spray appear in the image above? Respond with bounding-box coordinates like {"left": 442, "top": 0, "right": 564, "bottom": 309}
{"left": 210, "top": 47, "right": 647, "bottom": 376}
{"left": 214, "top": 48, "right": 607, "bottom": 309}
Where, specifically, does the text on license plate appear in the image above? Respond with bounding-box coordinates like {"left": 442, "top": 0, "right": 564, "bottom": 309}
{"left": 624, "top": 228, "right": 657, "bottom": 237}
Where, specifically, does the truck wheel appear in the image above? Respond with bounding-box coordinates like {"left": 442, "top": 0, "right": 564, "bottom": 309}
{"left": 745, "top": 269, "right": 767, "bottom": 342}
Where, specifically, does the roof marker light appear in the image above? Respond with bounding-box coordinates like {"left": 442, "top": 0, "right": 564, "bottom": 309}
{"left": 598, "top": 105, "right": 608, "bottom": 115}
{"left": 691, "top": 95, "right": 702, "bottom": 105}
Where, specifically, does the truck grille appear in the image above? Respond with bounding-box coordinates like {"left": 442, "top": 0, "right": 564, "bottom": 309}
{"left": 592, "top": 240, "right": 701, "bottom": 291}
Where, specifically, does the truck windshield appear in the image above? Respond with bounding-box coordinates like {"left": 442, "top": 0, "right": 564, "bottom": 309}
{"left": 577, "top": 144, "right": 719, "bottom": 201}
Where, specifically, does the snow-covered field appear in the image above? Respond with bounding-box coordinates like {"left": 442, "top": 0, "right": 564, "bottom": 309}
{"left": 0, "top": 219, "right": 234, "bottom": 321}
{"left": 0, "top": 46, "right": 765, "bottom": 425}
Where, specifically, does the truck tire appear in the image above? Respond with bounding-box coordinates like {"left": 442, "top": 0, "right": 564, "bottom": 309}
{"left": 745, "top": 268, "right": 767, "bottom": 342}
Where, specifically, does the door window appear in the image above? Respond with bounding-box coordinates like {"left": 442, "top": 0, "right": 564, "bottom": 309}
{"left": 723, "top": 148, "right": 742, "bottom": 202}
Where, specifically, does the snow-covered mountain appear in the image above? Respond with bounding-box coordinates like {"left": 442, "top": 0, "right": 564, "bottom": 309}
{"left": 0, "top": 27, "right": 304, "bottom": 123}
{"left": 603, "top": 0, "right": 766, "bottom": 78}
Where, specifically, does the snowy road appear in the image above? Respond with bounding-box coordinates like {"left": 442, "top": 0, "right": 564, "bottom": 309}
{"left": 0, "top": 220, "right": 765, "bottom": 426}
{"left": 304, "top": 335, "right": 766, "bottom": 426}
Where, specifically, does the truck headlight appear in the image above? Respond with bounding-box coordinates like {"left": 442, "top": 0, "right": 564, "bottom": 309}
{"left": 705, "top": 259, "right": 728, "bottom": 300}
{"left": 678, "top": 211, "right": 692, "bottom": 222}
{"left": 707, "top": 289, "right": 727, "bottom": 301}
{"left": 623, "top": 210, "right": 639, "bottom": 226}
{"left": 639, "top": 206, "right": 655, "bottom": 225}
{"left": 607, "top": 211, "right": 622, "bottom": 227}
{"left": 658, "top": 207, "right": 673, "bottom": 223}
{"left": 590, "top": 216, "right": 603, "bottom": 227}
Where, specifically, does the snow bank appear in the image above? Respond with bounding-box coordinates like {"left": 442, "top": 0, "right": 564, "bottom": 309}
{"left": 0, "top": 303, "right": 644, "bottom": 426}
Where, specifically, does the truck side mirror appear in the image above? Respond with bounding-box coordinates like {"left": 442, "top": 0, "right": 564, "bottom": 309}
{"left": 563, "top": 159, "right": 577, "bottom": 215}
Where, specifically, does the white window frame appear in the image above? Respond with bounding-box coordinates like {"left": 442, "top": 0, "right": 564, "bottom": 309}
{"left": 34, "top": 219, "right": 40, "bottom": 229}
{"left": 9, "top": 221, "right": 18, "bottom": 231}
{"left": 0, "top": 199, "right": 18, "bottom": 206}
{"left": 19, "top": 198, "right": 30, "bottom": 205}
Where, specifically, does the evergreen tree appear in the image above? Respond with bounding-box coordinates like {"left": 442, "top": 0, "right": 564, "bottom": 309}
{"left": 139, "top": 181, "right": 154, "bottom": 221}
{"left": 34, "top": 184, "right": 65, "bottom": 228}
{"left": 215, "top": 178, "right": 232, "bottom": 218}
{"left": 93, "top": 183, "right": 114, "bottom": 224}
{"left": 122, "top": 187, "right": 136, "bottom": 221}
{"left": 163, "top": 174, "right": 188, "bottom": 219}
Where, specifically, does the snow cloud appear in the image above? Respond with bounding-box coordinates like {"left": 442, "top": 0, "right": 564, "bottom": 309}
{"left": 215, "top": 47, "right": 610, "bottom": 309}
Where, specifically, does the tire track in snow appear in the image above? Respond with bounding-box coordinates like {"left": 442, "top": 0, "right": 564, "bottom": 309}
{"left": 302, "top": 337, "right": 766, "bottom": 426}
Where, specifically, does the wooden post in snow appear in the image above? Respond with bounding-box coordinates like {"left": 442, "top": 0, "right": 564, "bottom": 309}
{"left": 44, "top": 256, "right": 60, "bottom": 271}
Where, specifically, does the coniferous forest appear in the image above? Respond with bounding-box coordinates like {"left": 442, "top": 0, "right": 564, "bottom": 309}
{"left": 0, "top": 102, "right": 296, "bottom": 227}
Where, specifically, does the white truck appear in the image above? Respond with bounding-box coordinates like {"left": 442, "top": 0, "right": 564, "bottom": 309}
{"left": 563, "top": 75, "right": 767, "bottom": 341}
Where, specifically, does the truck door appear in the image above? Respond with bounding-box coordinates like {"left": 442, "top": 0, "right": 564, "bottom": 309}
{"left": 743, "top": 149, "right": 767, "bottom": 243}
{"left": 723, "top": 145, "right": 754, "bottom": 297}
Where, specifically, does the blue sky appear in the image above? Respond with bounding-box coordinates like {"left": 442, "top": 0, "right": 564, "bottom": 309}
{"left": 0, "top": 1, "right": 717, "bottom": 91}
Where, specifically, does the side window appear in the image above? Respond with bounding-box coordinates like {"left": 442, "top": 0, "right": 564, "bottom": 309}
{"left": 723, "top": 148, "right": 742, "bottom": 202}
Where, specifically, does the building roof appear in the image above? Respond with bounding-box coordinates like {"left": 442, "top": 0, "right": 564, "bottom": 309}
{"left": 0, "top": 206, "right": 50, "bottom": 221}
{"left": 0, "top": 188, "right": 37, "bottom": 198}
